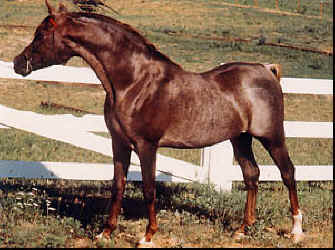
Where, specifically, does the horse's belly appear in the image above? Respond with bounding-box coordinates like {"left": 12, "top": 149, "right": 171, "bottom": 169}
{"left": 159, "top": 134, "right": 231, "bottom": 149}
{"left": 158, "top": 116, "right": 243, "bottom": 149}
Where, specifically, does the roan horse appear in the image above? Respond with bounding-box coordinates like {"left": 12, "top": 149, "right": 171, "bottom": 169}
{"left": 14, "top": 1, "right": 304, "bottom": 247}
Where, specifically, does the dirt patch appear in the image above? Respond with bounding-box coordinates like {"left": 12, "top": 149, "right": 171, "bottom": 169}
{"left": 0, "top": 27, "right": 33, "bottom": 61}
{"left": 71, "top": 237, "right": 94, "bottom": 248}
{"left": 217, "top": 1, "right": 332, "bottom": 22}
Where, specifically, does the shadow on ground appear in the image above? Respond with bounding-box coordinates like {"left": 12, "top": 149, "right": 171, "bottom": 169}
{"left": 0, "top": 178, "right": 227, "bottom": 234}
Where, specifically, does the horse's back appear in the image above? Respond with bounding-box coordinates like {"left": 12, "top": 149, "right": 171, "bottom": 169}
{"left": 202, "top": 62, "right": 281, "bottom": 90}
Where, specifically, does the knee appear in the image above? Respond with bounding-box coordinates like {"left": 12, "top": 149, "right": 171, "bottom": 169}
{"left": 282, "top": 175, "right": 296, "bottom": 189}
{"left": 243, "top": 168, "right": 260, "bottom": 190}
{"left": 281, "top": 167, "right": 296, "bottom": 188}
{"left": 143, "top": 187, "right": 156, "bottom": 203}
{"left": 112, "top": 178, "right": 126, "bottom": 199}
{"left": 244, "top": 179, "right": 259, "bottom": 190}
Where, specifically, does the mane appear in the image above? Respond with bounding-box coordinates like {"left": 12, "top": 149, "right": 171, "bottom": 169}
{"left": 69, "top": 12, "right": 180, "bottom": 67}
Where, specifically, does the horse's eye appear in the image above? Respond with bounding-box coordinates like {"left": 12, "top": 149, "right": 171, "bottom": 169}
{"left": 35, "top": 31, "right": 47, "bottom": 41}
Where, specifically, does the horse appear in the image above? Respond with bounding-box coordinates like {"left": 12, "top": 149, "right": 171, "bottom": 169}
{"left": 13, "top": 1, "right": 304, "bottom": 247}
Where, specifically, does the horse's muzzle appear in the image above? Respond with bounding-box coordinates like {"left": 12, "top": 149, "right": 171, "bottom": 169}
{"left": 13, "top": 54, "right": 33, "bottom": 77}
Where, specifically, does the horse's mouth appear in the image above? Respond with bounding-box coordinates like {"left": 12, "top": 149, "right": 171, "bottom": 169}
{"left": 17, "top": 68, "right": 32, "bottom": 77}
{"left": 13, "top": 55, "right": 33, "bottom": 77}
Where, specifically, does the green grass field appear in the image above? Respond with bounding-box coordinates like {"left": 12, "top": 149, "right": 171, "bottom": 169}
{"left": 0, "top": 0, "right": 333, "bottom": 248}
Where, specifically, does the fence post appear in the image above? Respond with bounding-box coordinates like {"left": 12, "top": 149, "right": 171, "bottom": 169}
{"left": 201, "top": 141, "right": 234, "bottom": 192}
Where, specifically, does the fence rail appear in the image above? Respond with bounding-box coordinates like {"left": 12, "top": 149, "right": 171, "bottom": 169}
{"left": 0, "top": 61, "right": 333, "bottom": 191}
{"left": 0, "top": 61, "right": 333, "bottom": 95}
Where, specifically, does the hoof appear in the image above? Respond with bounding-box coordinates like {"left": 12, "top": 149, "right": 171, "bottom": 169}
{"left": 136, "top": 237, "right": 155, "bottom": 248}
{"left": 265, "top": 227, "right": 277, "bottom": 234}
{"left": 292, "top": 232, "right": 305, "bottom": 243}
{"left": 283, "top": 232, "right": 305, "bottom": 243}
{"left": 95, "top": 231, "right": 111, "bottom": 241}
{"left": 232, "top": 231, "right": 246, "bottom": 240}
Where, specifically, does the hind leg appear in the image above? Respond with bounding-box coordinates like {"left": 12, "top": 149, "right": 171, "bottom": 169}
{"left": 231, "top": 133, "right": 260, "bottom": 238}
{"left": 259, "top": 136, "right": 304, "bottom": 242}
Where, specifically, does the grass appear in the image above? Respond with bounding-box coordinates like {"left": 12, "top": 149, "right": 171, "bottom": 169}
{"left": 0, "top": 179, "right": 333, "bottom": 248}
{"left": 0, "top": 1, "right": 333, "bottom": 75}
{"left": 219, "top": 0, "right": 333, "bottom": 17}
{"left": 0, "top": 0, "right": 333, "bottom": 247}
{"left": 0, "top": 80, "right": 105, "bottom": 115}
{"left": 0, "top": 128, "right": 112, "bottom": 163}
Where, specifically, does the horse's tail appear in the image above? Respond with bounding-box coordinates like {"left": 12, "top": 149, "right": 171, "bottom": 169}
{"left": 265, "top": 64, "right": 281, "bottom": 82}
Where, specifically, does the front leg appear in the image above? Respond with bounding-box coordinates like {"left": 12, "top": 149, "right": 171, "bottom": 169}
{"left": 135, "top": 141, "right": 158, "bottom": 248}
{"left": 99, "top": 137, "right": 131, "bottom": 239}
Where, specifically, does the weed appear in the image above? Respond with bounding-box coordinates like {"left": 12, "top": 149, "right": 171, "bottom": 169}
{"left": 0, "top": 179, "right": 331, "bottom": 247}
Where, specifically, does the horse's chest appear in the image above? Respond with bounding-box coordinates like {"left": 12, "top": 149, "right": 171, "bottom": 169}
{"left": 103, "top": 107, "right": 133, "bottom": 146}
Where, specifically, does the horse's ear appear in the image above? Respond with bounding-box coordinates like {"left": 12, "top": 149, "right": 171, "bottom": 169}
{"left": 45, "top": 0, "right": 55, "bottom": 15}
{"left": 58, "top": 3, "right": 68, "bottom": 13}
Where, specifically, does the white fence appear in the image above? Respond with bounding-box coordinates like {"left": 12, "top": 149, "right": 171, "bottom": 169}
{"left": 0, "top": 61, "right": 333, "bottom": 94}
{"left": 0, "top": 60, "right": 333, "bottom": 191}
{"left": 0, "top": 104, "right": 203, "bottom": 183}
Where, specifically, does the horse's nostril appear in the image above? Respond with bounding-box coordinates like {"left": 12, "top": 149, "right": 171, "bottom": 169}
{"left": 13, "top": 56, "right": 21, "bottom": 74}
{"left": 13, "top": 54, "right": 32, "bottom": 76}
{"left": 13, "top": 56, "right": 19, "bottom": 67}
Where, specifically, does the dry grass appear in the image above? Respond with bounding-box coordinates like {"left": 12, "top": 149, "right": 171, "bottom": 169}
{"left": 0, "top": 79, "right": 105, "bottom": 114}
{"left": 0, "top": 180, "right": 333, "bottom": 248}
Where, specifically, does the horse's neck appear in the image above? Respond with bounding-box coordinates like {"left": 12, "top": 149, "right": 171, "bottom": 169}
{"left": 68, "top": 39, "right": 165, "bottom": 85}
{"left": 64, "top": 18, "right": 182, "bottom": 98}
{"left": 64, "top": 38, "right": 114, "bottom": 95}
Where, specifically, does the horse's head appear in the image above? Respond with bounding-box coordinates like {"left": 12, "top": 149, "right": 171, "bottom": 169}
{"left": 14, "top": 0, "right": 74, "bottom": 76}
